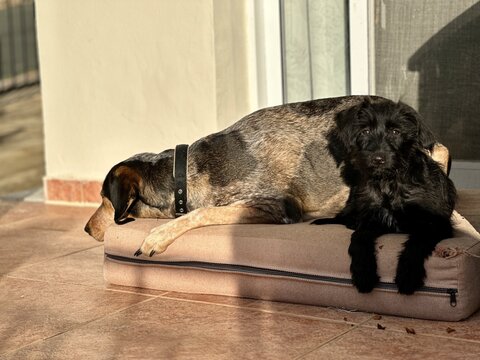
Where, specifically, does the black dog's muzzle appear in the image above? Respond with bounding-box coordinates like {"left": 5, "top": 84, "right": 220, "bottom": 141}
{"left": 371, "top": 153, "right": 387, "bottom": 166}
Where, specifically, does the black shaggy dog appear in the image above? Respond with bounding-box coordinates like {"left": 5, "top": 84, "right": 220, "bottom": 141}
{"left": 313, "top": 98, "right": 457, "bottom": 295}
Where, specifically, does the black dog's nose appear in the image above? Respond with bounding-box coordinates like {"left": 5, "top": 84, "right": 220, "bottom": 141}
{"left": 372, "top": 155, "right": 386, "bottom": 165}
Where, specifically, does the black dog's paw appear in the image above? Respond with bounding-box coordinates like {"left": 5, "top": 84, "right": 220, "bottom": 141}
{"left": 350, "top": 254, "right": 379, "bottom": 293}
{"left": 349, "top": 237, "right": 379, "bottom": 293}
{"left": 311, "top": 216, "right": 357, "bottom": 230}
{"left": 310, "top": 218, "right": 338, "bottom": 225}
{"left": 395, "top": 256, "right": 426, "bottom": 295}
{"left": 351, "top": 270, "right": 379, "bottom": 293}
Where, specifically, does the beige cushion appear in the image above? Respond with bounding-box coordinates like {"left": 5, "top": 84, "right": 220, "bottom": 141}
{"left": 104, "top": 211, "right": 480, "bottom": 321}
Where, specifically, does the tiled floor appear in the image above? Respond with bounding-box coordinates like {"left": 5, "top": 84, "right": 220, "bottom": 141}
{"left": 1, "top": 196, "right": 479, "bottom": 359}
{"left": 0, "top": 86, "right": 44, "bottom": 197}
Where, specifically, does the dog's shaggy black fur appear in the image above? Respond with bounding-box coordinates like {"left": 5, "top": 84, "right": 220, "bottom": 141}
{"left": 313, "top": 98, "right": 457, "bottom": 295}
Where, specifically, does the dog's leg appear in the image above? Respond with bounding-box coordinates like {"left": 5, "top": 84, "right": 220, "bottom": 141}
{"left": 348, "top": 225, "right": 385, "bottom": 293}
{"left": 311, "top": 213, "right": 357, "bottom": 230}
{"left": 134, "top": 202, "right": 295, "bottom": 257}
{"left": 395, "top": 213, "right": 453, "bottom": 295}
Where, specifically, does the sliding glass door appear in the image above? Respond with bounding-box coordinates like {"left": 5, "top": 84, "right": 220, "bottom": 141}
{"left": 278, "top": 0, "right": 479, "bottom": 187}
{"left": 280, "top": 0, "right": 349, "bottom": 102}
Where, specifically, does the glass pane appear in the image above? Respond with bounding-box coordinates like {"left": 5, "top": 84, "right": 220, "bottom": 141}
{"left": 281, "top": 0, "right": 349, "bottom": 102}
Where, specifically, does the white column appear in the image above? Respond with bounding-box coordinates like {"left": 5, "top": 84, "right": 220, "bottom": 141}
{"left": 348, "top": 0, "right": 374, "bottom": 95}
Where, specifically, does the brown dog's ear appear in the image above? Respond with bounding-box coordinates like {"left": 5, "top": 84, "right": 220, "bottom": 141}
{"left": 103, "top": 165, "right": 141, "bottom": 224}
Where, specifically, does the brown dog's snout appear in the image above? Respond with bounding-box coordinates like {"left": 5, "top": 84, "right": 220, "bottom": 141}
{"left": 84, "top": 216, "right": 106, "bottom": 242}
{"left": 84, "top": 197, "right": 115, "bottom": 242}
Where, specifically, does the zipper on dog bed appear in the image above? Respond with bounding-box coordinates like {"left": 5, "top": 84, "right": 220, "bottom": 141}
{"left": 373, "top": 281, "right": 457, "bottom": 307}
{"left": 105, "top": 253, "right": 458, "bottom": 307}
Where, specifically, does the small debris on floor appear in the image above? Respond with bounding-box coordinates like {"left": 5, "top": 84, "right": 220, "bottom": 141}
{"left": 446, "top": 327, "right": 456, "bottom": 334}
{"left": 405, "top": 327, "right": 416, "bottom": 334}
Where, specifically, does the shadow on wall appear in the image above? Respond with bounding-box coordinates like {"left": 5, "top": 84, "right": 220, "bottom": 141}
{"left": 408, "top": 2, "right": 480, "bottom": 161}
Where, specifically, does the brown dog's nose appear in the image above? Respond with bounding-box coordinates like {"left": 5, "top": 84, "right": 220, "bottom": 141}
{"left": 84, "top": 223, "right": 91, "bottom": 235}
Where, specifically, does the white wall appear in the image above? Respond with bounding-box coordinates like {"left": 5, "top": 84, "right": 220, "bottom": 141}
{"left": 36, "top": 0, "right": 255, "bottom": 181}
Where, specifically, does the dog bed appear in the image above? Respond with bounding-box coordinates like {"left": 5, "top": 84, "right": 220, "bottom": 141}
{"left": 103, "top": 211, "right": 480, "bottom": 321}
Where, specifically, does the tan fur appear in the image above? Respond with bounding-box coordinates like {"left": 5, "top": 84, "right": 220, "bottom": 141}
{"left": 84, "top": 197, "right": 115, "bottom": 241}
{"left": 430, "top": 143, "right": 450, "bottom": 174}
{"left": 303, "top": 186, "right": 350, "bottom": 219}
{"left": 139, "top": 204, "right": 281, "bottom": 255}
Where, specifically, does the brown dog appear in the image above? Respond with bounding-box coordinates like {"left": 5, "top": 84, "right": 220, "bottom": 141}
{"left": 85, "top": 96, "right": 448, "bottom": 256}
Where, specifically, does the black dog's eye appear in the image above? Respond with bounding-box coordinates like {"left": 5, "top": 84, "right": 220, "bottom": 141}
{"left": 391, "top": 129, "right": 400, "bottom": 135}
{"left": 361, "top": 129, "right": 371, "bottom": 135}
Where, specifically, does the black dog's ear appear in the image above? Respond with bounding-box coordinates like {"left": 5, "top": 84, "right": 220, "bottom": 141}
{"left": 416, "top": 117, "right": 436, "bottom": 150}
{"left": 103, "top": 165, "right": 141, "bottom": 224}
{"left": 335, "top": 98, "right": 371, "bottom": 148}
{"left": 397, "top": 101, "right": 436, "bottom": 150}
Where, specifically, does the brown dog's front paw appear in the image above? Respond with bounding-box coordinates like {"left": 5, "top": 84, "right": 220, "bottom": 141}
{"left": 133, "top": 249, "right": 156, "bottom": 257}
{"left": 134, "top": 230, "right": 171, "bottom": 257}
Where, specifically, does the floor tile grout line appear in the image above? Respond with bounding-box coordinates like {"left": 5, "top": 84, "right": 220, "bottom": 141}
{"left": 295, "top": 317, "right": 480, "bottom": 359}
{"left": 416, "top": 332, "right": 480, "bottom": 345}
{"left": 0, "top": 216, "right": 64, "bottom": 229}
{"left": 105, "top": 287, "right": 170, "bottom": 298}
{"left": 4, "top": 273, "right": 169, "bottom": 298}
{"left": 158, "top": 293, "right": 367, "bottom": 326}
{"left": 294, "top": 316, "right": 376, "bottom": 360}
{"left": 358, "top": 323, "right": 480, "bottom": 344}
{"left": 3, "top": 273, "right": 107, "bottom": 290}
{"left": 3, "top": 244, "right": 103, "bottom": 274}
{"left": 1, "top": 296, "right": 158, "bottom": 357}
{"left": 46, "top": 296, "right": 158, "bottom": 341}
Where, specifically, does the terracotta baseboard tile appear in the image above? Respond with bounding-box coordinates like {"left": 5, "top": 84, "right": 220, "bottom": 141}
{"left": 45, "top": 179, "right": 102, "bottom": 204}
{"left": 82, "top": 181, "right": 103, "bottom": 203}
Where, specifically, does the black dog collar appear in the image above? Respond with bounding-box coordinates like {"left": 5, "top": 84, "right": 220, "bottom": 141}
{"left": 174, "top": 144, "right": 189, "bottom": 217}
